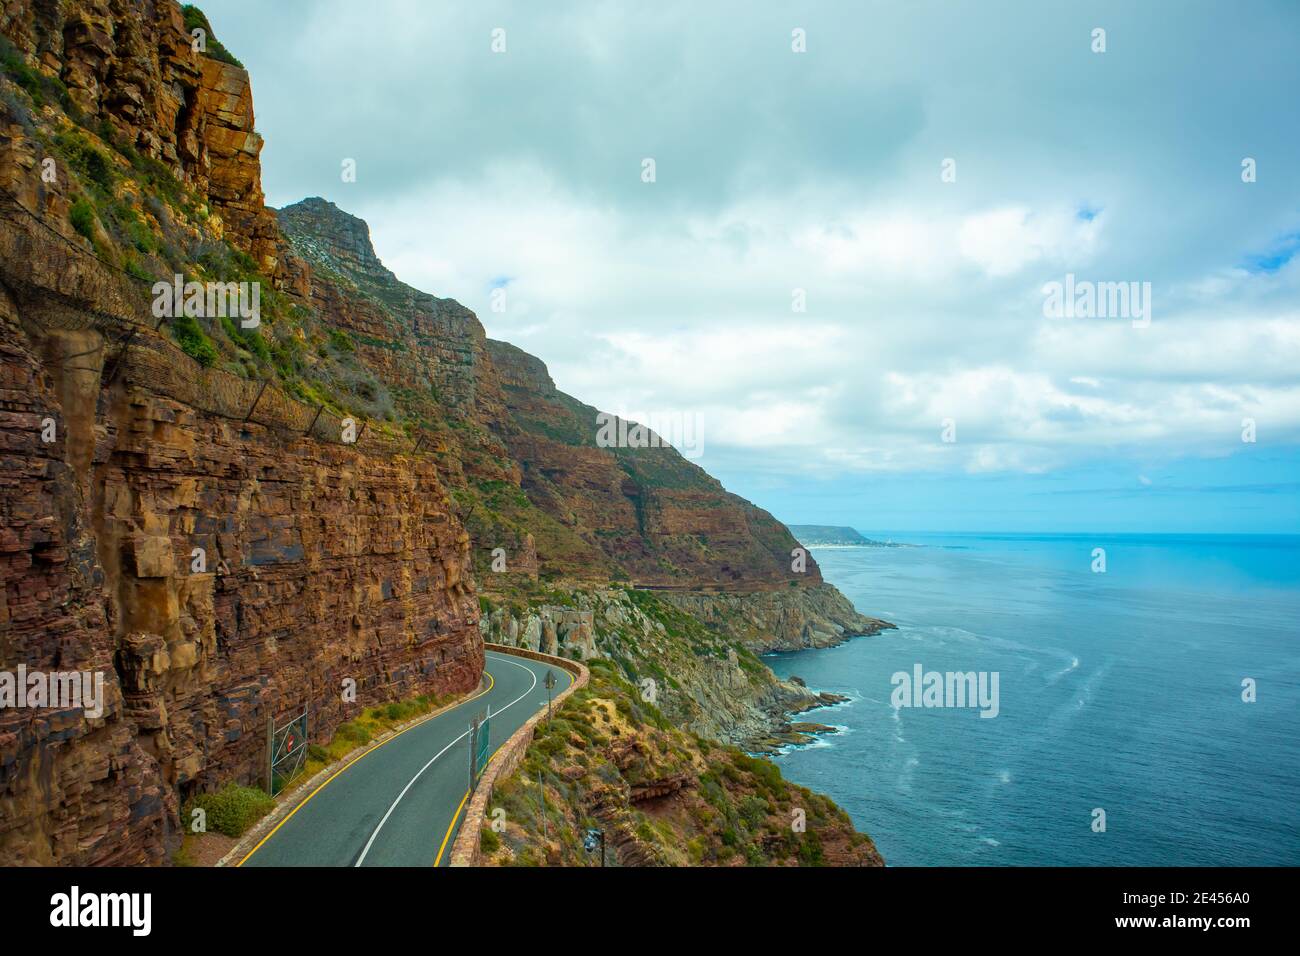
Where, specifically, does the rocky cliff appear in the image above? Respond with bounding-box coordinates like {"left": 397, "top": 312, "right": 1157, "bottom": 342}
{"left": 0, "top": 0, "right": 278, "bottom": 270}
{"left": 477, "top": 586, "right": 850, "bottom": 748}
{"left": 272, "top": 200, "right": 891, "bottom": 644}
{"left": 1, "top": 0, "right": 888, "bottom": 865}
{"left": 660, "top": 584, "right": 891, "bottom": 654}
{"left": 0, "top": 1, "right": 481, "bottom": 865}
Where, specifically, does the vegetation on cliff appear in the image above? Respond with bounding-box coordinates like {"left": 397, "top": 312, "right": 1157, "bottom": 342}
{"left": 480, "top": 661, "right": 882, "bottom": 866}
{"left": 181, "top": 5, "right": 244, "bottom": 69}
{"left": 480, "top": 582, "right": 840, "bottom": 747}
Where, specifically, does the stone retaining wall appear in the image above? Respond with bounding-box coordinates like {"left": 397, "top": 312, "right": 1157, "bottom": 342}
{"left": 447, "top": 644, "right": 588, "bottom": 866}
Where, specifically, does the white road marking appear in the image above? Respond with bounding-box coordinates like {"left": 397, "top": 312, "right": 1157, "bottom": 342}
{"left": 353, "top": 653, "right": 543, "bottom": 866}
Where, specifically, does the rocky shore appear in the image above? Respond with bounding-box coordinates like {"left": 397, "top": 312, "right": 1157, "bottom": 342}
{"left": 478, "top": 584, "right": 883, "bottom": 751}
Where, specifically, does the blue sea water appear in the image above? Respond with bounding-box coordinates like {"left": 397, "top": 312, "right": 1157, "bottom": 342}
{"left": 765, "top": 533, "right": 1300, "bottom": 866}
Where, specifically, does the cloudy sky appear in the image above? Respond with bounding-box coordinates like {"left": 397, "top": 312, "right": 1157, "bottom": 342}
{"left": 205, "top": 0, "right": 1300, "bottom": 533}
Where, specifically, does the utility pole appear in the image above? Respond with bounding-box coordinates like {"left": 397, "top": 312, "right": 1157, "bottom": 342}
{"left": 265, "top": 715, "right": 273, "bottom": 794}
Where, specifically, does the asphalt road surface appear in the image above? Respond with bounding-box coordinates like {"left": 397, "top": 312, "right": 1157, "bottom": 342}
{"left": 240, "top": 650, "right": 572, "bottom": 867}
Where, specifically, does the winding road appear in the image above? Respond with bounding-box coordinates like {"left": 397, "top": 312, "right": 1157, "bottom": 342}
{"left": 239, "top": 650, "right": 572, "bottom": 867}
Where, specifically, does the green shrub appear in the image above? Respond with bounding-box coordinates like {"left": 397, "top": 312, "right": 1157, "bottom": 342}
{"left": 307, "top": 743, "right": 329, "bottom": 763}
{"left": 220, "top": 314, "right": 271, "bottom": 361}
{"left": 0, "top": 35, "right": 78, "bottom": 116}
{"left": 181, "top": 5, "right": 245, "bottom": 68}
{"left": 385, "top": 701, "right": 411, "bottom": 721}
{"left": 123, "top": 255, "right": 151, "bottom": 282}
{"left": 173, "top": 313, "right": 218, "bottom": 367}
{"left": 54, "top": 132, "right": 115, "bottom": 193}
{"left": 480, "top": 826, "right": 501, "bottom": 854}
{"left": 69, "top": 197, "right": 96, "bottom": 240}
{"left": 183, "top": 783, "right": 274, "bottom": 837}
{"left": 739, "top": 794, "right": 769, "bottom": 831}
{"left": 796, "top": 829, "right": 826, "bottom": 867}
{"left": 124, "top": 215, "right": 157, "bottom": 254}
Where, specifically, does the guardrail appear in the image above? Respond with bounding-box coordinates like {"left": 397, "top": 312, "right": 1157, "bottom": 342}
{"left": 447, "top": 644, "right": 589, "bottom": 867}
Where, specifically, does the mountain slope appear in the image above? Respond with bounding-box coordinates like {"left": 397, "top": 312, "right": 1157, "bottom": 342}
{"left": 275, "top": 199, "right": 890, "bottom": 652}
{"left": 0, "top": 0, "right": 887, "bottom": 865}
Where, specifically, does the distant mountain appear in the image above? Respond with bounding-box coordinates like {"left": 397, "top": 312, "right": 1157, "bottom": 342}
{"left": 789, "top": 525, "right": 870, "bottom": 545}
{"left": 790, "top": 525, "right": 908, "bottom": 547}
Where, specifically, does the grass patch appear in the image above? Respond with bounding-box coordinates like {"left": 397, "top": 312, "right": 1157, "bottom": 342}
{"left": 292, "top": 690, "right": 463, "bottom": 782}
{"left": 68, "top": 197, "right": 96, "bottom": 241}
{"left": 173, "top": 312, "right": 219, "bottom": 367}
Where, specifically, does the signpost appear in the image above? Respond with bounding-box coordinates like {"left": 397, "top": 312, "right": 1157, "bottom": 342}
{"left": 468, "top": 707, "right": 492, "bottom": 791}
{"left": 544, "top": 670, "right": 557, "bottom": 725}
{"left": 583, "top": 827, "right": 606, "bottom": 867}
{"left": 268, "top": 704, "right": 309, "bottom": 795}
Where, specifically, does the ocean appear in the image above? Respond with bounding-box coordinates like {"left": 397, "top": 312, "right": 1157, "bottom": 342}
{"left": 765, "top": 533, "right": 1300, "bottom": 866}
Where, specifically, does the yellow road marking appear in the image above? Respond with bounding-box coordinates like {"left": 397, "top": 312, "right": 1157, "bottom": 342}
{"left": 432, "top": 666, "right": 573, "bottom": 866}
{"left": 237, "top": 670, "right": 496, "bottom": 866}
{"left": 434, "top": 789, "right": 472, "bottom": 866}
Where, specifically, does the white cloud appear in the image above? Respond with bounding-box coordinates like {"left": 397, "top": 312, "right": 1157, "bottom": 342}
{"left": 203, "top": 0, "right": 1300, "bottom": 487}
{"left": 958, "top": 206, "right": 1100, "bottom": 277}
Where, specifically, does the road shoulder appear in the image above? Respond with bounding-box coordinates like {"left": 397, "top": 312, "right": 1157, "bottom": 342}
{"left": 217, "top": 673, "right": 494, "bottom": 867}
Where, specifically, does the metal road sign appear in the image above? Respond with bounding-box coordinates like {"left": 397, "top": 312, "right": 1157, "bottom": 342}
{"left": 469, "top": 707, "right": 492, "bottom": 789}
{"left": 268, "top": 705, "right": 309, "bottom": 795}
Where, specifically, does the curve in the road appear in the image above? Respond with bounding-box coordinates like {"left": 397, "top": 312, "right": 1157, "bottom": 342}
{"left": 238, "top": 650, "right": 572, "bottom": 867}
{"left": 355, "top": 655, "right": 537, "bottom": 866}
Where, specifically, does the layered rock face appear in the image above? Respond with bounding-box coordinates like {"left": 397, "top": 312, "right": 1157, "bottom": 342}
{"left": 0, "top": 0, "right": 278, "bottom": 271}
{"left": 0, "top": 294, "right": 159, "bottom": 865}
{"left": 481, "top": 340, "right": 894, "bottom": 651}
{"left": 276, "top": 199, "right": 516, "bottom": 442}
{"left": 0, "top": 238, "right": 482, "bottom": 865}
{"left": 275, "top": 203, "right": 855, "bottom": 605}
{"left": 0, "top": 3, "right": 482, "bottom": 865}
{"left": 484, "top": 338, "right": 815, "bottom": 590}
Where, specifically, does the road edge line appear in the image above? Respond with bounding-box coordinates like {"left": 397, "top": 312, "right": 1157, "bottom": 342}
{"left": 228, "top": 669, "right": 496, "bottom": 867}
{"left": 446, "top": 645, "right": 587, "bottom": 867}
